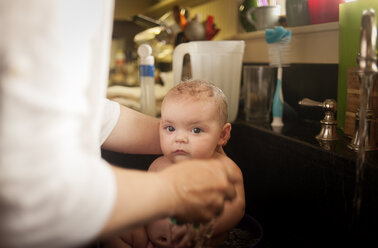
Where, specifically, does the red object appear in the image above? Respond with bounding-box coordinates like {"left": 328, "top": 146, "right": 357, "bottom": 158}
{"left": 205, "top": 15, "right": 220, "bottom": 40}
{"left": 308, "top": 0, "right": 344, "bottom": 24}
{"left": 207, "top": 28, "right": 219, "bottom": 40}
{"left": 206, "top": 16, "right": 214, "bottom": 35}
{"left": 179, "top": 13, "right": 188, "bottom": 31}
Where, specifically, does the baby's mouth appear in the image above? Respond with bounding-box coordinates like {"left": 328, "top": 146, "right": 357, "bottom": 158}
{"left": 174, "top": 149, "right": 188, "bottom": 155}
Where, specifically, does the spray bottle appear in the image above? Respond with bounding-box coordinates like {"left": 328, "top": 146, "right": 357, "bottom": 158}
{"left": 138, "top": 44, "right": 156, "bottom": 116}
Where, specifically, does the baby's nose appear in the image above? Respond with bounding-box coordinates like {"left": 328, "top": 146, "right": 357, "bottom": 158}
{"left": 176, "top": 137, "right": 188, "bottom": 143}
{"left": 176, "top": 132, "right": 189, "bottom": 143}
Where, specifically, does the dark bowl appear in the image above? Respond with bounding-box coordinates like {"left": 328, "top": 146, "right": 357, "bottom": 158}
{"left": 220, "top": 214, "right": 263, "bottom": 248}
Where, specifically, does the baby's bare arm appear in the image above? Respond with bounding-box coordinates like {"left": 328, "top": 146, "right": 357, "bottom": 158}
{"left": 210, "top": 154, "right": 245, "bottom": 238}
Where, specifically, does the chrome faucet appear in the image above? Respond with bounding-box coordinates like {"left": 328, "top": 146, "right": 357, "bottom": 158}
{"left": 348, "top": 9, "right": 378, "bottom": 151}
{"left": 298, "top": 98, "right": 339, "bottom": 141}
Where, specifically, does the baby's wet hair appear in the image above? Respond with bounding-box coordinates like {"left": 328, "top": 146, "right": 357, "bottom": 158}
{"left": 164, "top": 79, "right": 228, "bottom": 124}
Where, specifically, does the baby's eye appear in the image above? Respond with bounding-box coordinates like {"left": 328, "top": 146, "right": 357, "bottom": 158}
{"left": 158, "top": 236, "right": 167, "bottom": 243}
{"left": 166, "top": 126, "right": 175, "bottom": 132}
{"left": 192, "top": 127, "right": 202, "bottom": 134}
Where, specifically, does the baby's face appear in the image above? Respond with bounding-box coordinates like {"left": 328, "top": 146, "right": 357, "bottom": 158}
{"left": 160, "top": 96, "right": 224, "bottom": 163}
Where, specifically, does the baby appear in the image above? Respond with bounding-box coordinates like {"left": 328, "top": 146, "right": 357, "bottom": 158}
{"left": 104, "top": 79, "right": 245, "bottom": 247}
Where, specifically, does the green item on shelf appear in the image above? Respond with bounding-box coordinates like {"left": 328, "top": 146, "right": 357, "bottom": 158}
{"left": 239, "top": 0, "right": 259, "bottom": 32}
{"left": 338, "top": 0, "right": 378, "bottom": 129}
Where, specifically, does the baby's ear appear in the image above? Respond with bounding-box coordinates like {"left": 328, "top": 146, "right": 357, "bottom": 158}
{"left": 218, "top": 123, "right": 231, "bottom": 146}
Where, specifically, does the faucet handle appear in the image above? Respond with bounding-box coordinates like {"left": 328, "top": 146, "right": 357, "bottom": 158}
{"left": 298, "top": 98, "right": 338, "bottom": 141}
{"left": 298, "top": 98, "right": 322, "bottom": 107}
{"left": 298, "top": 98, "right": 337, "bottom": 113}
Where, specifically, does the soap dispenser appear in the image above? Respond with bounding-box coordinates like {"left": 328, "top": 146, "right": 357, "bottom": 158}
{"left": 138, "top": 44, "right": 156, "bottom": 117}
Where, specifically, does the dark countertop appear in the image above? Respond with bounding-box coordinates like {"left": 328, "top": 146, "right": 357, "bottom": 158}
{"left": 224, "top": 119, "right": 378, "bottom": 248}
{"left": 232, "top": 118, "right": 378, "bottom": 167}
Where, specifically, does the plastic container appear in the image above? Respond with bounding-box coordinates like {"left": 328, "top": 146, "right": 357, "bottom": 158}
{"left": 308, "top": 0, "right": 343, "bottom": 24}
{"left": 173, "top": 40, "right": 245, "bottom": 123}
{"left": 243, "top": 65, "right": 276, "bottom": 124}
{"left": 138, "top": 44, "right": 156, "bottom": 117}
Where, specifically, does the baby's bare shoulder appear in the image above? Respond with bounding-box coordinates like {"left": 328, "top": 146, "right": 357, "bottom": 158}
{"left": 215, "top": 153, "right": 243, "bottom": 177}
{"left": 148, "top": 156, "right": 173, "bottom": 172}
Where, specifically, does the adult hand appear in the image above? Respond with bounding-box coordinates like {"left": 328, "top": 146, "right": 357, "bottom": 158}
{"left": 159, "top": 157, "right": 239, "bottom": 223}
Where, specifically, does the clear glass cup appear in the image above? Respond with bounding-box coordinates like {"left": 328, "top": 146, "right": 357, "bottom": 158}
{"left": 243, "top": 65, "right": 277, "bottom": 124}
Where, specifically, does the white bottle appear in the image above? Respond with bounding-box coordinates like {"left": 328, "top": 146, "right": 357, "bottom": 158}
{"left": 138, "top": 44, "right": 156, "bottom": 117}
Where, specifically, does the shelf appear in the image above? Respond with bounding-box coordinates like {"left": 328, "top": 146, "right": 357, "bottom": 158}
{"left": 142, "top": 0, "right": 216, "bottom": 19}
{"left": 232, "top": 22, "right": 339, "bottom": 41}
{"left": 230, "top": 22, "right": 340, "bottom": 64}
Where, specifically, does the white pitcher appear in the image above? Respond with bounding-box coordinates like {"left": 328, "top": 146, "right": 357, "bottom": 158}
{"left": 172, "top": 40, "right": 245, "bottom": 122}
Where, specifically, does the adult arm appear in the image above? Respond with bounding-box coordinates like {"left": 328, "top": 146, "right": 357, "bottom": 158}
{"left": 101, "top": 104, "right": 162, "bottom": 155}
{"left": 100, "top": 158, "right": 240, "bottom": 238}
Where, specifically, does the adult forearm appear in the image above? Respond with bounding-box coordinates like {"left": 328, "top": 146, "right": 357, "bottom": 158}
{"left": 102, "top": 105, "right": 162, "bottom": 154}
{"left": 101, "top": 158, "right": 240, "bottom": 238}
{"left": 100, "top": 165, "right": 174, "bottom": 238}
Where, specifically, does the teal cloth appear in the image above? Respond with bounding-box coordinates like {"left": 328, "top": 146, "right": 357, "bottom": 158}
{"left": 265, "top": 26, "right": 292, "bottom": 44}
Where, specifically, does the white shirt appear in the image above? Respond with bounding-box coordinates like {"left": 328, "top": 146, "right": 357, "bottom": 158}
{"left": 0, "top": 0, "right": 119, "bottom": 247}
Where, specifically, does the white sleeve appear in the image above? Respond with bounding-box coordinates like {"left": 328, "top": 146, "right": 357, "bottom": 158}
{"left": 100, "top": 99, "right": 121, "bottom": 145}
{"left": 0, "top": 1, "right": 117, "bottom": 247}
